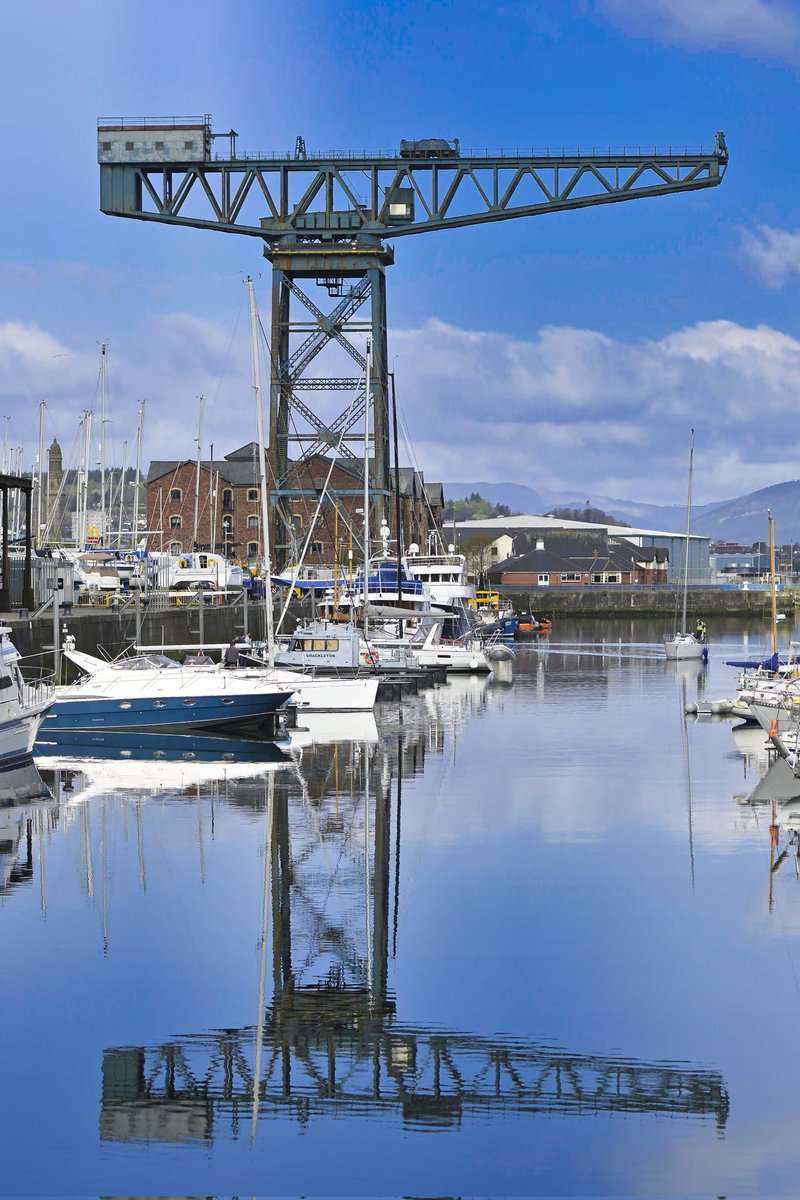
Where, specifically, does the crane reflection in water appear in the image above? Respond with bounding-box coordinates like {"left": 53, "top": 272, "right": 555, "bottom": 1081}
{"left": 33, "top": 680, "right": 728, "bottom": 1145}
{"left": 3, "top": 673, "right": 731, "bottom": 1144}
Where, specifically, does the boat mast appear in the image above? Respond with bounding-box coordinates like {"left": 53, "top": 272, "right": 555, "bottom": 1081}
{"left": 769, "top": 509, "right": 778, "bottom": 657}
{"left": 36, "top": 400, "right": 44, "bottom": 549}
{"left": 681, "top": 429, "right": 694, "bottom": 632}
{"left": 100, "top": 343, "right": 107, "bottom": 545}
{"left": 193, "top": 395, "right": 204, "bottom": 552}
{"left": 391, "top": 372, "right": 404, "bottom": 624}
{"left": 116, "top": 440, "right": 127, "bottom": 547}
{"left": 132, "top": 400, "right": 145, "bottom": 550}
{"left": 83, "top": 411, "right": 93, "bottom": 548}
{"left": 247, "top": 277, "right": 275, "bottom": 667}
{"left": 208, "top": 442, "right": 215, "bottom": 553}
{"left": 363, "top": 338, "right": 372, "bottom": 641}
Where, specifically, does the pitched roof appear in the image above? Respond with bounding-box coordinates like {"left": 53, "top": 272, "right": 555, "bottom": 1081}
{"left": 496, "top": 545, "right": 583, "bottom": 574}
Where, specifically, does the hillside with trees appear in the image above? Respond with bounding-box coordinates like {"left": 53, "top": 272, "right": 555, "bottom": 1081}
{"left": 544, "top": 505, "right": 630, "bottom": 527}
{"left": 443, "top": 492, "right": 519, "bottom": 522}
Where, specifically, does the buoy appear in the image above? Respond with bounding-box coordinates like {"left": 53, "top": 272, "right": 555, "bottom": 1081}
{"left": 685, "top": 702, "right": 698, "bottom": 714}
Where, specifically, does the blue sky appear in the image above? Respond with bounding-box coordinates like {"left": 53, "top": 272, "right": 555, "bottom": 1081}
{"left": 3, "top": 0, "right": 800, "bottom": 505}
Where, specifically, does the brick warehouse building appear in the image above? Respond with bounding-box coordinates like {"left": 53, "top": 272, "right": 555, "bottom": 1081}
{"left": 146, "top": 443, "right": 443, "bottom": 566}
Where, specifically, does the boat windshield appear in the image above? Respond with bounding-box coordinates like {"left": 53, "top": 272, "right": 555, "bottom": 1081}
{"left": 118, "top": 654, "right": 180, "bottom": 670}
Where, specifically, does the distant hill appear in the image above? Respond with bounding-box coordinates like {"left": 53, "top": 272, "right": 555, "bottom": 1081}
{"left": 443, "top": 479, "right": 800, "bottom": 544}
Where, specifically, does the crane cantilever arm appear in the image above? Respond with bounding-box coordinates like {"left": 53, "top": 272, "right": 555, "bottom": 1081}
{"left": 99, "top": 136, "right": 728, "bottom": 241}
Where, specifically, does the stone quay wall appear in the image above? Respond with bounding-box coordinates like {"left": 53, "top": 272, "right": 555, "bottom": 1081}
{"left": 504, "top": 586, "right": 797, "bottom": 619}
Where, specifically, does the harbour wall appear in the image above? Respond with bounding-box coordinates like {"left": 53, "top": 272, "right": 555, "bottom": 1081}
{"left": 506, "top": 586, "right": 797, "bottom": 618}
{"left": 5, "top": 586, "right": 795, "bottom": 666}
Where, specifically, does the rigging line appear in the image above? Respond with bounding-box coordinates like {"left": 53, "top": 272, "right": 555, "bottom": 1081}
{"left": 394, "top": 388, "right": 442, "bottom": 544}
{"left": 204, "top": 289, "right": 246, "bottom": 423}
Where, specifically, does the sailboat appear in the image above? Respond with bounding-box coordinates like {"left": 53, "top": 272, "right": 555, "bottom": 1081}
{"left": 664, "top": 430, "right": 708, "bottom": 662}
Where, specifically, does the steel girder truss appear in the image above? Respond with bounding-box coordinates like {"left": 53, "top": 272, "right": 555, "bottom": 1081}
{"left": 279, "top": 274, "right": 368, "bottom": 466}
{"left": 98, "top": 140, "right": 728, "bottom": 240}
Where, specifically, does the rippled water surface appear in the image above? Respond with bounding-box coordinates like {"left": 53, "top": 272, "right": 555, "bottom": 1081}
{"left": 3, "top": 616, "right": 800, "bottom": 1196}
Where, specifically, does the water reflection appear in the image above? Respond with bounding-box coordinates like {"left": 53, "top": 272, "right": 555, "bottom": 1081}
{"left": 35, "top": 729, "right": 292, "bottom": 805}
{"left": 0, "top": 759, "right": 54, "bottom": 901}
{"left": 100, "top": 1015, "right": 729, "bottom": 1140}
{"left": 94, "top": 704, "right": 729, "bottom": 1143}
{"left": 0, "top": 636, "right": 747, "bottom": 1186}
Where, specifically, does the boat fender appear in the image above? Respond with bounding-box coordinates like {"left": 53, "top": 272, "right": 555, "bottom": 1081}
{"left": 363, "top": 650, "right": 379, "bottom": 667}
{"left": 769, "top": 719, "right": 778, "bottom": 739}
{"left": 469, "top": 657, "right": 479, "bottom": 669}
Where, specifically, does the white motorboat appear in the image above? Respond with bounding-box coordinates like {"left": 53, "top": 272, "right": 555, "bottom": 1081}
{"left": 271, "top": 620, "right": 417, "bottom": 675}
{"left": 374, "top": 617, "right": 492, "bottom": 674}
{"left": 404, "top": 547, "right": 476, "bottom": 611}
{"left": 44, "top": 646, "right": 295, "bottom": 734}
{"left": 0, "top": 625, "right": 55, "bottom": 766}
{"left": 61, "top": 642, "right": 379, "bottom": 715}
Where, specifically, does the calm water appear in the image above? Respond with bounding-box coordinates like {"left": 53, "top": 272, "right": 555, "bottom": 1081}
{"left": 2, "top": 615, "right": 800, "bottom": 1196}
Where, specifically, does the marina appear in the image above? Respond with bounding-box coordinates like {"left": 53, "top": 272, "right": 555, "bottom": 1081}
{"left": 5, "top": 4, "right": 800, "bottom": 1195}
{"left": 2, "top": 616, "right": 800, "bottom": 1192}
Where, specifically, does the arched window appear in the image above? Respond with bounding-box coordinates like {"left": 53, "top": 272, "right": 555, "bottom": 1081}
{"left": 170, "top": 540, "right": 182, "bottom": 554}
{"left": 170, "top": 487, "right": 182, "bottom": 502}
{"left": 247, "top": 541, "right": 259, "bottom": 557}
{"left": 170, "top": 515, "right": 182, "bottom": 529}
{"left": 247, "top": 514, "right": 259, "bottom": 530}
{"left": 222, "top": 489, "right": 233, "bottom": 512}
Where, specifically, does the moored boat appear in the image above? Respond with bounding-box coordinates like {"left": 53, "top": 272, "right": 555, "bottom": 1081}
{"left": 44, "top": 647, "right": 294, "bottom": 734}
{"left": 0, "top": 625, "right": 55, "bottom": 766}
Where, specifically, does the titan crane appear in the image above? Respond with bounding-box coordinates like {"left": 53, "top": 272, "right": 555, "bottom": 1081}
{"left": 97, "top": 118, "right": 728, "bottom": 568}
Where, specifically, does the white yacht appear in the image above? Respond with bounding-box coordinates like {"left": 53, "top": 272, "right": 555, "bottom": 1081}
{"left": 404, "top": 545, "right": 476, "bottom": 611}
{"left": 0, "top": 625, "right": 55, "bottom": 765}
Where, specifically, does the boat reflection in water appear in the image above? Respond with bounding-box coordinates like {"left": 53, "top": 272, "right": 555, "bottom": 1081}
{"left": 0, "top": 759, "right": 54, "bottom": 899}
{"left": 98, "top": 720, "right": 729, "bottom": 1144}
{"left": 34, "top": 729, "right": 294, "bottom": 803}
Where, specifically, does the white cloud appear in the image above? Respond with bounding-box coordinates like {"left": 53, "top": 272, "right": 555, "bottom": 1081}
{"left": 740, "top": 224, "right": 800, "bottom": 285}
{"left": 596, "top": 0, "right": 800, "bottom": 61}
{"left": 4, "top": 311, "right": 800, "bottom": 506}
{"left": 392, "top": 316, "right": 800, "bottom": 503}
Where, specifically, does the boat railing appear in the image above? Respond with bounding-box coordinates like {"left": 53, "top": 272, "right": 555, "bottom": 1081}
{"left": 18, "top": 665, "right": 56, "bottom": 707}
